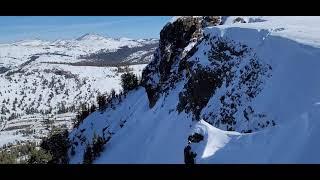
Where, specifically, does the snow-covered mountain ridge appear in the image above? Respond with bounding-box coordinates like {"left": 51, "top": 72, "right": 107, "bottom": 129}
{"left": 68, "top": 16, "right": 320, "bottom": 163}
{"left": 0, "top": 33, "right": 158, "bottom": 69}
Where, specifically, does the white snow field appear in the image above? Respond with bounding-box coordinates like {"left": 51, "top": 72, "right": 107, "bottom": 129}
{"left": 68, "top": 16, "right": 320, "bottom": 163}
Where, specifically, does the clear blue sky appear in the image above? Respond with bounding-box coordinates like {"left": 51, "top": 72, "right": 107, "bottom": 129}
{"left": 0, "top": 16, "right": 172, "bottom": 43}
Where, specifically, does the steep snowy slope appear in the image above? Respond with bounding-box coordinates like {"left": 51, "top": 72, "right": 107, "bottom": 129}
{"left": 68, "top": 16, "right": 320, "bottom": 163}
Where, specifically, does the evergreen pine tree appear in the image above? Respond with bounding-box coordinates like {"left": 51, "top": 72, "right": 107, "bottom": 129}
{"left": 96, "top": 94, "right": 106, "bottom": 111}
{"left": 120, "top": 72, "right": 139, "bottom": 93}
{"left": 90, "top": 104, "right": 96, "bottom": 113}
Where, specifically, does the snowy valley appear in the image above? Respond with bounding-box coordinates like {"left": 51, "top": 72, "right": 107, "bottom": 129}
{"left": 0, "top": 34, "right": 157, "bottom": 152}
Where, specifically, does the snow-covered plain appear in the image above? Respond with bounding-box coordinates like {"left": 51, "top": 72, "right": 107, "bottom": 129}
{"left": 68, "top": 16, "right": 320, "bottom": 163}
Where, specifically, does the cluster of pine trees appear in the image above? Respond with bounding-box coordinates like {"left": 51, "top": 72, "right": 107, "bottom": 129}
{"left": 0, "top": 127, "right": 70, "bottom": 164}
{"left": 72, "top": 72, "right": 140, "bottom": 163}
{"left": 73, "top": 72, "right": 140, "bottom": 128}
{"left": 0, "top": 72, "right": 141, "bottom": 164}
{"left": 120, "top": 72, "right": 139, "bottom": 93}
{"left": 83, "top": 134, "right": 106, "bottom": 164}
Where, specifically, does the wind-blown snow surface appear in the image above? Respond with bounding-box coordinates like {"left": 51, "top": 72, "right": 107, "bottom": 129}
{"left": 69, "top": 16, "right": 320, "bottom": 163}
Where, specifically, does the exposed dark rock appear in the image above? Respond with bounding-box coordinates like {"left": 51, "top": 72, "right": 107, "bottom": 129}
{"left": 208, "top": 39, "right": 248, "bottom": 62}
{"left": 141, "top": 16, "right": 273, "bottom": 132}
{"left": 233, "top": 17, "right": 247, "bottom": 23}
{"left": 188, "top": 133, "right": 204, "bottom": 143}
{"left": 177, "top": 67, "right": 223, "bottom": 119}
{"left": 202, "top": 16, "right": 221, "bottom": 27}
{"left": 142, "top": 16, "right": 221, "bottom": 108}
{"left": 144, "top": 84, "right": 160, "bottom": 108}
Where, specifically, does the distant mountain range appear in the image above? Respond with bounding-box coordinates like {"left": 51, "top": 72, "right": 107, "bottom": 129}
{"left": 0, "top": 33, "right": 158, "bottom": 71}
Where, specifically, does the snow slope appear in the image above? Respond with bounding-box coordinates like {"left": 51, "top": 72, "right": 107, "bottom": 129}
{"left": 66, "top": 16, "right": 320, "bottom": 163}
{"left": 69, "top": 84, "right": 192, "bottom": 164}
{"left": 222, "top": 16, "right": 320, "bottom": 48}
{"left": 195, "top": 115, "right": 320, "bottom": 163}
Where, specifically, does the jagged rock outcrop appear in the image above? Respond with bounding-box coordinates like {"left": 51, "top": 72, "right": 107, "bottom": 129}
{"left": 141, "top": 16, "right": 221, "bottom": 107}
{"left": 142, "top": 16, "right": 273, "bottom": 132}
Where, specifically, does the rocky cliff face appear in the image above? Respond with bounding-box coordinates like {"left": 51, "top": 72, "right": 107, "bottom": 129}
{"left": 68, "top": 16, "right": 320, "bottom": 164}
{"left": 141, "top": 16, "right": 273, "bottom": 132}
{"left": 142, "top": 16, "right": 221, "bottom": 108}
{"left": 139, "top": 16, "right": 274, "bottom": 163}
